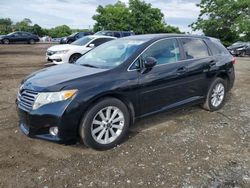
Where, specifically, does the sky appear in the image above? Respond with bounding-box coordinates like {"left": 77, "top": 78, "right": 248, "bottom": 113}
{"left": 0, "top": 0, "right": 200, "bottom": 33}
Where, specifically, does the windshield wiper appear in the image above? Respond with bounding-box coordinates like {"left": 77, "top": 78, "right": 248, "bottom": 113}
{"left": 81, "top": 64, "right": 99, "bottom": 68}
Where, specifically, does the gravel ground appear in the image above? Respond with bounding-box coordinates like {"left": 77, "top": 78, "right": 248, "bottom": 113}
{"left": 0, "top": 44, "right": 249, "bottom": 188}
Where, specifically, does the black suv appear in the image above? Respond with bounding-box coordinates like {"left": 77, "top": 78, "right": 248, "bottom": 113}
{"left": 16, "top": 34, "right": 235, "bottom": 150}
{"left": 0, "top": 31, "right": 39, "bottom": 44}
{"left": 94, "top": 30, "right": 135, "bottom": 38}
{"left": 60, "top": 32, "right": 93, "bottom": 44}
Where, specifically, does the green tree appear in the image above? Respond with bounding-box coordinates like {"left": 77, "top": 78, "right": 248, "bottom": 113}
{"left": 32, "top": 24, "right": 45, "bottom": 37}
{"left": 0, "top": 18, "right": 13, "bottom": 34}
{"left": 48, "top": 25, "right": 72, "bottom": 38}
{"left": 92, "top": 0, "right": 181, "bottom": 34}
{"left": 14, "top": 18, "right": 32, "bottom": 32}
{"left": 93, "top": 1, "right": 132, "bottom": 32}
{"left": 191, "top": 0, "right": 250, "bottom": 46}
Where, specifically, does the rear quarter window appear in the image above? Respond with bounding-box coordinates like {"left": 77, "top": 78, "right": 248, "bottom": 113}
{"left": 181, "top": 38, "right": 209, "bottom": 59}
{"left": 207, "top": 39, "right": 230, "bottom": 55}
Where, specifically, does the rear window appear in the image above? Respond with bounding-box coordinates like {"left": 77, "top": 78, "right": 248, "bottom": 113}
{"left": 181, "top": 38, "right": 209, "bottom": 59}
{"left": 207, "top": 39, "right": 230, "bottom": 55}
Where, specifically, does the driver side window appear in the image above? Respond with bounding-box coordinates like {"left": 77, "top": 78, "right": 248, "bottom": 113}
{"left": 141, "top": 39, "right": 180, "bottom": 65}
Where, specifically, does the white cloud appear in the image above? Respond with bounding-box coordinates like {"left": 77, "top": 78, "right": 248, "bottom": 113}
{"left": 0, "top": 0, "right": 200, "bottom": 32}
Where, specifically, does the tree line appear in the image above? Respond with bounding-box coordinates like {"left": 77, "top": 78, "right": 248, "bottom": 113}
{"left": 0, "top": 18, "right": 89, "bottom": 38}
{"left": 0, "top": 0, "right": 249, "bottom": 46}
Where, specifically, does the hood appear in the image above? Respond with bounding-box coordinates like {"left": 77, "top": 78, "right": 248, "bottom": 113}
{"left": 47, "top": 44, "right": 85, "bottom": 51}
{"left": 47, "top": 44, "right": 73, "bottom": 51}
{"left": 22, "top": 64, "right": 106, "bottom": 91}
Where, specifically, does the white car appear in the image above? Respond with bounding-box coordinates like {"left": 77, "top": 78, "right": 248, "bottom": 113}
{"left": 46, "top": 35, "right": 116, "bottom": 64}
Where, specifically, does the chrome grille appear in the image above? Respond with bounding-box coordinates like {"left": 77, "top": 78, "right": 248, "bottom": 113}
{"left": 17, "top": 90, "right": 38, "bottom": 112}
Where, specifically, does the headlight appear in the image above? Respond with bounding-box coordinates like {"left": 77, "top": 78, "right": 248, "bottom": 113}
{"left": 33, "top": 89, "right": 77, "bottom": 110}
{"left": 55, "top": 49, "right": 70, "bottom": 54}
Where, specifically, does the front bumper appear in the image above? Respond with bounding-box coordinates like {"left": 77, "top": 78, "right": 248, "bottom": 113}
{"left": 46, "top": 53, "right": 69, "bottom": 64}
{"left": 16, "top": 99, "right": 81, "bottom": 143}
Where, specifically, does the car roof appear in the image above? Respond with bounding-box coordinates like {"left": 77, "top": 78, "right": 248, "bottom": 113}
{"left": 96, "top": 30, "right": 134, "bottom": 33}
{"left": 122, "top": 33, "right": 211, "bottom": 41}
{"left": 87, "top": 35, "right": 116, "bottom": 39}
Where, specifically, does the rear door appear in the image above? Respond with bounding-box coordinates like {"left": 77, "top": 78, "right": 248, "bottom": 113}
{"left": 178, "top": 37, "right": 213, "bottom": 97}
{"left": 20, "top": 32, "right": 30, "bottom": 42}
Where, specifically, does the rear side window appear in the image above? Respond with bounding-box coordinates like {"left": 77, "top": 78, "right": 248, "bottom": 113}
{"left": 142, "top": 39, "right": 180, "bottom": 65}
{"left": 207, "top": 39, "right": 229, "bottom": 55}
{"left": 114, "top": 32, "right": 121, "bottom": 38}
{"left": 181, "top": 38, "right": 209, "bottom": 59}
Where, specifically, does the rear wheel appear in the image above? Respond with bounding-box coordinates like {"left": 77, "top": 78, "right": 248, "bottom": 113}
{"left": 69, "top": 54, "right": 81, "bottom": 64}
{"left": 3, "top": 39, "right": 9, "bottom": 44}
{"left": 79, "top": 97, "right": 130, "bottom": 150}
{"left": 202, "top": 78, "right": 227, "bottom": 111}
{"left": 29, "top": 39, "right": 35, "bottom": 44}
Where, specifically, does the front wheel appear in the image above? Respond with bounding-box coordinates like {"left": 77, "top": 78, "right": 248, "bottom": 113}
{"left": 79, "top": 98, "right": 130, "bottom": 150}
{"left": 69, "top": 54, "right": 81, "bottom": 64}
{"left": 202, "top": 78, "right": 227, "bottom": 111}
{"left": 3, "top": 39, "right": 9, "bottom": 44}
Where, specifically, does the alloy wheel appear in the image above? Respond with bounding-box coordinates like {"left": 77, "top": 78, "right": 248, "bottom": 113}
{"left": 91, "top": 106, "right": 125, "bottom": 144}
{"left": 210, "top": 83, "right": 225, "bottom": 107}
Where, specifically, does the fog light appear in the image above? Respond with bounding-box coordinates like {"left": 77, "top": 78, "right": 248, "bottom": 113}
{"left": 49, "top": 127, "right": 58, "bottom": 136}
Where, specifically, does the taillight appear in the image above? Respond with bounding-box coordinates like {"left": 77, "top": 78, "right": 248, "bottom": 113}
{"left": 232, "top": 57, "right": 236, "bottom": 64}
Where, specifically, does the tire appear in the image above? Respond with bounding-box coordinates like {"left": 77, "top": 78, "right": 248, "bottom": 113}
{"left": 69, "top": 54, "right": 81, "bottom": 64}
{"left": 67, "top": 40, "right": 73, "bottom": 44}
{"left": 202, "top": 78, "right": 227, "bottom": 111}
{"left": 240, "top": 51, "right": 246, "bottom": 57}
{"left": 3, "top": 39, "right": 9, "bottom": 44}
{"left": 29, "top": 39, "right": 35, "bottom": 44}
{"left": 79, "top": 97, "right": 130, "bottom": 150}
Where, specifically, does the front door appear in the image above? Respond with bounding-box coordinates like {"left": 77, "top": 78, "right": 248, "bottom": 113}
{"left": 138, "top": 38, "right": 191, "bottom": 115}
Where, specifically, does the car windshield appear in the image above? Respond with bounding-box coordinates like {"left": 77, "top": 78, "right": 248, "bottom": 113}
{"left": 7, "top": 32, "right": 16, "bottom": 36}
{"left": 232, "top": 42, "right": 245, "bottom": 46}
{"left": 71, "top": 36, "right": 93, "bottom": 46}
{"left": 69, "top": 32, "right": 77, "bottom": 37}
{"left": 94, "top": 31, "right": 106, "bottom": 35}
{"left": 75, "top": 39, "right": 145, "bottom": 69}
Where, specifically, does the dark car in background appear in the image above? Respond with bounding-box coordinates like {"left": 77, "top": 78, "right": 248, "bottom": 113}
{"left": 0, "top": 31, "right": 39, "bottom": 44}
{"left": 60, "top": 32, "right": 93, "bottom": 44}
{"left": 94, "top": 30, "right": 135, "bottom": 38}
{"left": 227, "top": 41, "right": 249, "bottom": 56}
{"left": 16, "top": 34, "right": 235, "bottom": 150}
{"left": 235, "top": 42, "right": 250, "bottom": 56}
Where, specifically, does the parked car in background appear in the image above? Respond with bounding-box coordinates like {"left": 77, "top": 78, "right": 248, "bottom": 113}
{"left": 60, "top": 32, "right": 93, "bottom": 44}
{"left": 94, "top": 30, "right": 135, "bottom": 38}
{"left": 17, "top": 34, "right": 235, "bottom": 150}
{"left": 235, "top": 42, "right": 250, "bottom": 56}
{"left": 227, "top": 41, "right": 248, "bottom": 56}
{"left": 0, "top": 31, "right": 39, "bottom": 44}
{"left": 47, "top": 35, "right": 115, "bottom": 64}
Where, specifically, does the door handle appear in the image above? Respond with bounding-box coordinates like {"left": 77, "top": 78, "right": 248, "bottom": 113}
{"left": 176, "top": 67, "right": 187, "bottom": 74}
{"left": 209, "top": 60, "right": 216, "bottom": 67}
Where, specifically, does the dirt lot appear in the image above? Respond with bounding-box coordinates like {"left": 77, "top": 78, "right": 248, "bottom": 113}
{"left": 0, "top": 44, "right": 249, "bottom": 188}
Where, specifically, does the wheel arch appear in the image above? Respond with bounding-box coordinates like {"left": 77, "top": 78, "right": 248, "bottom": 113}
{"left": 216, "top": 72, "right": 230, "bottom": 91}
{"left": 79, "top": 93, "right": 136, "bottom": 130}
{"left": 69, "top": 53, "right": 82, "bottom": 63}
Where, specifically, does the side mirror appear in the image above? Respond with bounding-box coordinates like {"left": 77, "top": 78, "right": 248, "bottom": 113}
{"left": 88, "top": 43, "right": 95, "bottom": 48}
{"left": 144, "top": 57, "right": 157, "bottom": 69}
